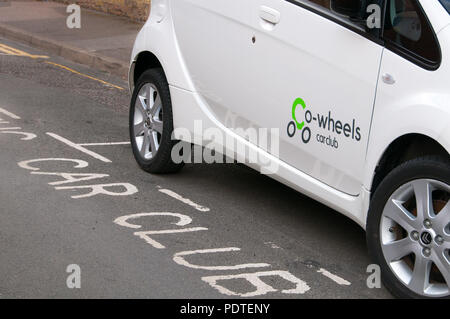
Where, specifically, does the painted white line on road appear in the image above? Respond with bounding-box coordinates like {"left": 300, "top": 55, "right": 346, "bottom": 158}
{"left": 135, "top": 227, "right": 208, "bottom": 249}
{"left": 158, "top": 188, "right": 210, "bottom": 212}
{"left": 0, "top": 107, "right": 21, "bottom": 119}
{"left": 55, "top": 183, "right": 138, "bottom": 199}
{"left": 317, "top": 268, "right": 351, "bottom": 286}
{"left": 202, "top": 270, "right": 311, "bottom": 297}
{"left": 1, "top": 131, "right": 36, "bottom": 140}
{"left": 114, "top": 212, "right": 207, "bottom": 249}
{"left": 78, "top": 142, "right": 130, "bottom": 146}
{"left": 114, "top": 212, "right": 193, "bottom": 230}
{"left": 32, "top": 172, "right": 110, "bottom": 186}
{"left": 0, "top": 127, "right": 21, "bottom": 130}
{"left": 174, "top": 248, "right": 271, "bottom": 271}
{"left": 0, "top": 121, "right": 10, "bottom": 124}
{"left": 18, "top": 158, "right": 89, "bottom": 171}
{"left": 46, "top": 132, "right": 112, "bottom": 163}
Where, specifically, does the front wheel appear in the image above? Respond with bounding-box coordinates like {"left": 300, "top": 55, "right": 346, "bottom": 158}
{"left": 129, "top": 68, "right": 184, "bottom": 173}
{"left": 367, "top": 156, "right": 450, "bottom": 299}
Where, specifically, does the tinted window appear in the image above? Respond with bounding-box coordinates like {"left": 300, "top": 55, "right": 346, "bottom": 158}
{"left": 383, "top": 0, "right": 440, "bottom": 66}
{"left": 302, "top": 0, "right": 363, "bottom": 17}
{"left": 440, "top": 0, "right": 450, "bottom": 14}
{"left": 291, "top": 0, "right": 382, "bottom": 31}
{"left": 303, "top": 0, "right": 331, "bottom": 11}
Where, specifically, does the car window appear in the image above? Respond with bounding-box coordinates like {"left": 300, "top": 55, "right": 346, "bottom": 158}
{"left": 383, "top": 0, "right": 440, "bottom": 67}
{"left": 291, "top": 0, "right": 382, "bottom": 32}
{"left": 440, "top": 0, "right": 450, "bottom": 14}
{"left": 304, "top": 0, "right": 331, "bottom": 9}
{"left": 301, "top": 0, "right": 362, "bottom": 19}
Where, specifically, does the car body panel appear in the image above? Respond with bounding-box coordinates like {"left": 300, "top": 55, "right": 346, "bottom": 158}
{"left": 364, "top": 24, "right": 450, "bottom": 192}
{"left": 130, "top": 0, "right": 196, "bottom": 92}
{"left": 171, "top": 0, "right": 383, "bottom": 196}
{"left": 420, "top": 0, "right": 450, "bottom": 33}
{"left": 129, "top": 0, "right": 450, "bottom": 229}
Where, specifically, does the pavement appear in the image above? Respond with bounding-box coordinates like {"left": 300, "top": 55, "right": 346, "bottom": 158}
{"left": 0, "top": 37, "right": 393, "bottom": 298}
{"left": 0, "top": 0, "right": 142, "bottom": 78}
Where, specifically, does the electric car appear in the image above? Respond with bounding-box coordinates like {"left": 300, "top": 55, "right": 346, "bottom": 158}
{"left": 128, "top": 0, "right": 450, "bottom": 298}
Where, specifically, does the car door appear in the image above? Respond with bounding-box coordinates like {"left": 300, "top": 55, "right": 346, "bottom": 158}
{"left": 245, "top": 0, "right": 384, "bottom": 195}
{"left": 170, "top": 0, "right": 256, "bottom": 130}
{"left": 171, "top": 0, "right": 383, "bottom": 195}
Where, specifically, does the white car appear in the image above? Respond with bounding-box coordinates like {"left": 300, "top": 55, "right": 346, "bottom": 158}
{"left": 128, "top": 0, "right": 450, "bottom": 298}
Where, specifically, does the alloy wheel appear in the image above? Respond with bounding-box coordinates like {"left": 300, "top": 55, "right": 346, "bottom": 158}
{"left": 133, "top": 83, "right": 163, "bottom": 160}
{"left": 380, "top": 179, "right": 450, "bottom": 297}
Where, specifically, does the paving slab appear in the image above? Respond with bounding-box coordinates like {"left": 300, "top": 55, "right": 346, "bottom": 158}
{"left": 0, "top": 0, "right": 143, "bottom": 77}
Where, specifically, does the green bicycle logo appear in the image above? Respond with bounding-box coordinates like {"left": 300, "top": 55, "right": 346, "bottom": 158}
{"left": 287, "top": 98, "right": 311, "bottom": 144}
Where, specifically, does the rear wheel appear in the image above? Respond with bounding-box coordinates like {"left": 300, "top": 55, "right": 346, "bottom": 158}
{"left": 129, "top": 68, "right": 183, "bottom": 173}
{"left": 367, "top": 156, "right": 450, "bottom": 299}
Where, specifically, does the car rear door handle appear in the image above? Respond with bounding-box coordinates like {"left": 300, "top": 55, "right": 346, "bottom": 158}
{"left": 259, "top": 6, "right": 281, "bottom": 25}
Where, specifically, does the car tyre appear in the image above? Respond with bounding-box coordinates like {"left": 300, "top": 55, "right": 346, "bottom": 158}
{"left": 367, "top": 156, "right": 450, "bottom": 299}
{"left": 129, "top": 68, "right": 184, "bottom": 174}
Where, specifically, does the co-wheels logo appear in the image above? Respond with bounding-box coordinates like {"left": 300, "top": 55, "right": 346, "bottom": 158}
{"left": 286, "top": 97, "right": 362, "bottom": 149}
{"left": 287, "top": 98, "right": 312, "bottom": 144}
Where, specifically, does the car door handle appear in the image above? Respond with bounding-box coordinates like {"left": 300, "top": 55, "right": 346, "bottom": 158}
{"left": 259, "top": 6, "right": 281, "bottom": 25}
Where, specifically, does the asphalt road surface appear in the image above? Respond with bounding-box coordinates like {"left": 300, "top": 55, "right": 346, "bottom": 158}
{"left": 0, "top": 37, "right": 392, "bottom": 299}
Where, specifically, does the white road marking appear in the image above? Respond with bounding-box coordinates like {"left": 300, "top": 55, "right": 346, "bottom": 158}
{"left": 202, "top": 270, "right": 310, "bottom": 297}
{"left": 158, "top": 188, "right": 210, "bottom": 212}
{"left": 18, "top": 158, "right": 89, "bottom": 171}
{"left": 114, "top": 212, "right": 193, "bottom": 230}
{"left": 31, "top": 172, "right": 109, "bottom": 186}
{"left": 135, "top": 227, "right": 208, "bottom": 249}
{"left": 46, "top": 132, "right": 112, "bottom": 163}
{"left": 317, "top": 268, "right": 351, "bottom": 286}
{"left": 173, "top": 247, "right": 271, "bottom": 271}
{"left": 0, "top": 131, "right": 36, "bottom": 140}
{"left": 0, "top": 107, "right": 21, "bottom": 119}
{"left": 55, "top": 183, "right": 138, "bottom": 199}
{"left": 78, "top": 142, "right": 130, "bottom": 146}
{"left": 0, "top": 127, "right": 21, "bottom": 130}
{"left": 113, "top": 212, "right": 207, "bottom": 249}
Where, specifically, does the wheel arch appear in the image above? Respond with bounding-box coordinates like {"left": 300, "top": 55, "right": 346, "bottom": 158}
{"left": 370, "top": 133, "right": 449, "bottom": 196}
{"left": 134, "top": 51, "right": 163, "bottom": 85}
{"left": 130, "top": 51, "right": 165, "bottom": 93}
